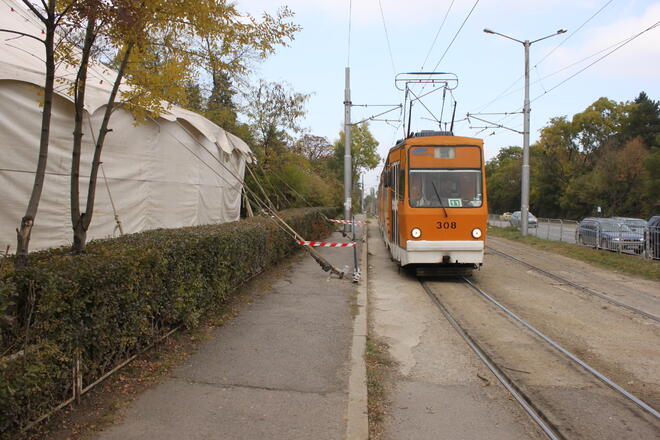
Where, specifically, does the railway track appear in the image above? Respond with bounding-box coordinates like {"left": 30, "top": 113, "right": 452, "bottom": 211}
{"left": 421, "top": 278, "right": 660, "bottom": 439}
{"left": 486, "top": 245, "right": 660, "bottom": 323}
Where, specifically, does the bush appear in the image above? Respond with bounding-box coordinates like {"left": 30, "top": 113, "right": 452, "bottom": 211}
{"left": 0, "top": 208, "right": 335, "bottom": 437}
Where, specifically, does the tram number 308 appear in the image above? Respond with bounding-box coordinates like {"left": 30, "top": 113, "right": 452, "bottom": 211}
{"left": 436, "top": 221, "right": 457, "bottom": 230}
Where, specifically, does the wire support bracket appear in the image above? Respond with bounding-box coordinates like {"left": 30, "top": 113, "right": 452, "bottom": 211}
{"left": 466, "top": 113, "right": 524, "bottom": 134}
{"left": 350, "top": 104, "right": 402, "bottom": 126}
{"left": 395, "top": 71, "right": 458, "bottom": 91}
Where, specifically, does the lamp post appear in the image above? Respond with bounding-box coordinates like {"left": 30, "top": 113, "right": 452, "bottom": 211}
{"left": 483, "top": 28, "right": 566, "bottom": 236}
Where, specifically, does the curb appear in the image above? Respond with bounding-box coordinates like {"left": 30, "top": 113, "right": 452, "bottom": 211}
{"left": 345, "top": 222, "right": 369, "bottom": 439}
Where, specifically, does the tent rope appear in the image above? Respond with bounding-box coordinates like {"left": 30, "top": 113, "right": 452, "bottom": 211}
{"left": 153, "top": 118, "right": 345, "bottom": 278}
{"left": 86, "top": 114, "right": 124, "bottom": 236}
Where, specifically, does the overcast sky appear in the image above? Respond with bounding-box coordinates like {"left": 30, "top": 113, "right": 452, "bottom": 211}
{"left": 243, "top": 0, "right": 659, "bottom": 192}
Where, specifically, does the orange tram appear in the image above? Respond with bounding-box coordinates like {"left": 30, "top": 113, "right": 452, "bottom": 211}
{"left": 377, "top": 130, "right": 488, "bottom": 275}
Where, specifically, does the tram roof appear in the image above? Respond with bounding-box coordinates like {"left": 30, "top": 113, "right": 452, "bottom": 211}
{"left": 390, "top": 131, "right": 483, "bottom": 152}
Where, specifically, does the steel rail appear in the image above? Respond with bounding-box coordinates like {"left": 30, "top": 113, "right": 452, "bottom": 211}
{"left": 462, "top": 277, "right": 660, "bottom": 420}
{"left": 487, "top": 246, "right": 660, "bottom": 323}
{"left": 420, "top": 281, "right": 563, "bottom": 440}
{"left": 487, "top": 239, "right": 660, "bottom": 303}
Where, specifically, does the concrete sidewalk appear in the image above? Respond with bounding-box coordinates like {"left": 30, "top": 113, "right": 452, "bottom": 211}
{"left": 94, "top": 225, "right": 367, "bottom": 440}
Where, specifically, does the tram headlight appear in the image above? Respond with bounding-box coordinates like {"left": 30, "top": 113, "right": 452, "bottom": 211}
{"left": 471, "top": 228, "right": 482, "bottom": 239}
{"left": 411, "top": 227, "right": 422, "bottom": 239}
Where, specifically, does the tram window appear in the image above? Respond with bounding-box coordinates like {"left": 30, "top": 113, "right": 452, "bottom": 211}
{"left": 399, "top": 167, "right": 405, "bottom": 200}
{"left": 408, "top": 169, "right": 483, "bottom": 208}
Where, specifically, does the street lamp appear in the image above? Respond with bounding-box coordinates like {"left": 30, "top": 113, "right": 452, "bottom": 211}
{"left": 483, "top": 27, "right": 566, "bottom": 236}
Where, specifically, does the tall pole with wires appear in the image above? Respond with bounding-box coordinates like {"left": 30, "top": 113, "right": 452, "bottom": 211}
{"left": 522, "top": 40, "right": 531, "bottom": 237}
{"left": 483, "top": 27, "right": 566, "bottom": 236}
{"left": 344, "top": 67, "right": 352, "bottom": 234}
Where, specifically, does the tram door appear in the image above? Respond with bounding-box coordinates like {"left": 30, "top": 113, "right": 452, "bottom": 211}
{"left": 390, "top": 161, "right": 399, "bottom": 246}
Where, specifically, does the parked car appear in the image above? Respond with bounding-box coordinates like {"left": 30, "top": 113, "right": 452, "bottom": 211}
{"left": 576, "top": 217, "right": 644, "bottom": 253}
{"left": 648, "top": 215, "right": 660, "bottom": 259}
{"left": 509, "top": 211, "right": 538, "bottom": 228}
{"left": 611, "top": 217, "right": 647, "bottom": 234}
{"left": 500, "top": 212, "right": 512, "bottom": 221}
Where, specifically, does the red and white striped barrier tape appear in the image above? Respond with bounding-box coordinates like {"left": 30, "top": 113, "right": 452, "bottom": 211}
{"left": 298, "top": 240, "right": 357, "bottom": 247}
{"left": 327, "top": 219, "right": 365, "bottom": 225}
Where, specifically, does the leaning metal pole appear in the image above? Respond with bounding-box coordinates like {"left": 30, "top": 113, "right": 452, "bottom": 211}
{"left": 521, "top": 41, "right": 530, "bottom": 236}
{"left": 344, "top": 67, "right": 352, "bottom": 235}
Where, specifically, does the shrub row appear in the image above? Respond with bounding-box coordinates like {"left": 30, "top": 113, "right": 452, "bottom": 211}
{"left": 0, "top": 208, "right": 335, "bottom": 438}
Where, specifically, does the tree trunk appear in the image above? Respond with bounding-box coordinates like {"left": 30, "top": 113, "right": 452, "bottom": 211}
{"left": 70, "top": 16, "right": 97, "bottom": 254}
{"left": 73, "top": 42, "right": 134, "bottom": 253}
{"left": 15, "top": 18, "right": 56, "bottom": 268}
{"left": 72, "top": 215, "right": 87, "bottom": 253}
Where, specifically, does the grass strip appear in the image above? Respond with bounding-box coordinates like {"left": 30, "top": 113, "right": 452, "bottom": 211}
{"left": 488, "top": 226, "right": 660, "bottom": 282}
{"left": 365, "top": 337, "right": 394, "bottom": 440}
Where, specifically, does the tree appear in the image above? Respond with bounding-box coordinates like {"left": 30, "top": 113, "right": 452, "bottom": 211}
{"left": 62, "top": 0, "right": 301, "bottom": 252}
{"left": 1, "top": 0, "right": 79, "bottom": 266}
{"left": 292, "top": 134, "right": 334, "bottom": 162}
{"left": 242, "top": 80, "right": 308, "bottom": 167}
{"left": 528, "top": 116, "right": 582, "bottom": 217}
{"left": 643, "top": 147, "right": 660, "bottom": 213}
{"left": 621, "top": 92, "right": 660, "bottom": 149}
{"left": 206, "top": 70, "right": 238, "bottom": 129}
{"left": 331, "top": 123, "right": 380, "bottom": 184}
{"left": 194, "top": 6, "right": 300, "bottom": 131}
{"left": 570, "top": 97, "right": 629, "bottom": 157}
{"left": 485, "top": 146, "right": 521, "bottom": 214}
{"left": 561, "top": 138, "right": 650, "bottom": 218}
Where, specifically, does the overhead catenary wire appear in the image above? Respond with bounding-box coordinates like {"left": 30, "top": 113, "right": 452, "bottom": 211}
{"left": 472, "top": 0, "right": 615, "bottom": 113}
{"left": 478, "top": 30, "right": 645, "bottom": 112}
{"left": 377, "top": 0, "right": 397, "bottom": 76}
{"left": 472, "top": 19, "right": 659, "bottom": 136}
{"left": 531, "top": 20, "right": 660, "bottom": 103}
{"left": 429, "top": 0, "right": 480, "bottom": 73}
{"left": 419, "top": 0, "right": 479, "bottom": 96}
{"left": 420, "top": 0, "right": 455, "bottom": 70}
{"left": 534, "top": 0, "right": 615, "bottom": 68}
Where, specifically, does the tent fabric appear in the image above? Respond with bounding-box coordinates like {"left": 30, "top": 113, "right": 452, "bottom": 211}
{"left": 0, "top": 0, "right": 253, "bottom": 252}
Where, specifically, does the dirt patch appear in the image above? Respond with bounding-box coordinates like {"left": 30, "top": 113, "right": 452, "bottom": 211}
{"left": 365, "top": 336, "right": 397, "bottom": 440}
{"left": 18, "top": 252, "right": 306, "bottom": 440}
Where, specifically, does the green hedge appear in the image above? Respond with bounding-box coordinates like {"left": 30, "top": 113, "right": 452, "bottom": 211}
{"left": 0, "top": 208, "right": 335, "bottom": 438}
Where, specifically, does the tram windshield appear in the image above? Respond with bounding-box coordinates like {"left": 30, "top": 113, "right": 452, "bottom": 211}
{"left": 409, "top": 169, "right": 483, "bottom": 208}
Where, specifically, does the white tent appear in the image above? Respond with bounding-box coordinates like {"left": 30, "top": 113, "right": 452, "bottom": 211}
{"left": 0, "top": 0, "right": 253, "bottom": 252}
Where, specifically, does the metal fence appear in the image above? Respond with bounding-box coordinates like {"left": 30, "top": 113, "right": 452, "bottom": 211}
{"left": 488, "top": 214, "right": 659, "bottom": 260}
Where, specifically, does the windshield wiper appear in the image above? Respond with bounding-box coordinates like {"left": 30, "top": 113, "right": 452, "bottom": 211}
{"left": 431, "top": 181, "right": 448, "bottom": 218}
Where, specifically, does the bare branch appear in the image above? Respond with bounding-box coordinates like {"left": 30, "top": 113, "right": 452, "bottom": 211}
{"left": 0, "top": 28, "right": 46, "bottom": 44}
{"left": 21, "top": 0, "right": 46, "bottom": 22}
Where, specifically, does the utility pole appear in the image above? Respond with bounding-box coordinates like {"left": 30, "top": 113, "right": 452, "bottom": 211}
{"left": 484, "top": 28, "right": 565, "bottom": 236}
{"left": 344, "top": 67, "right": 352, "bottom": 234}
{"left": 360, "top": 173, "right": 364, "bottom": 214}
